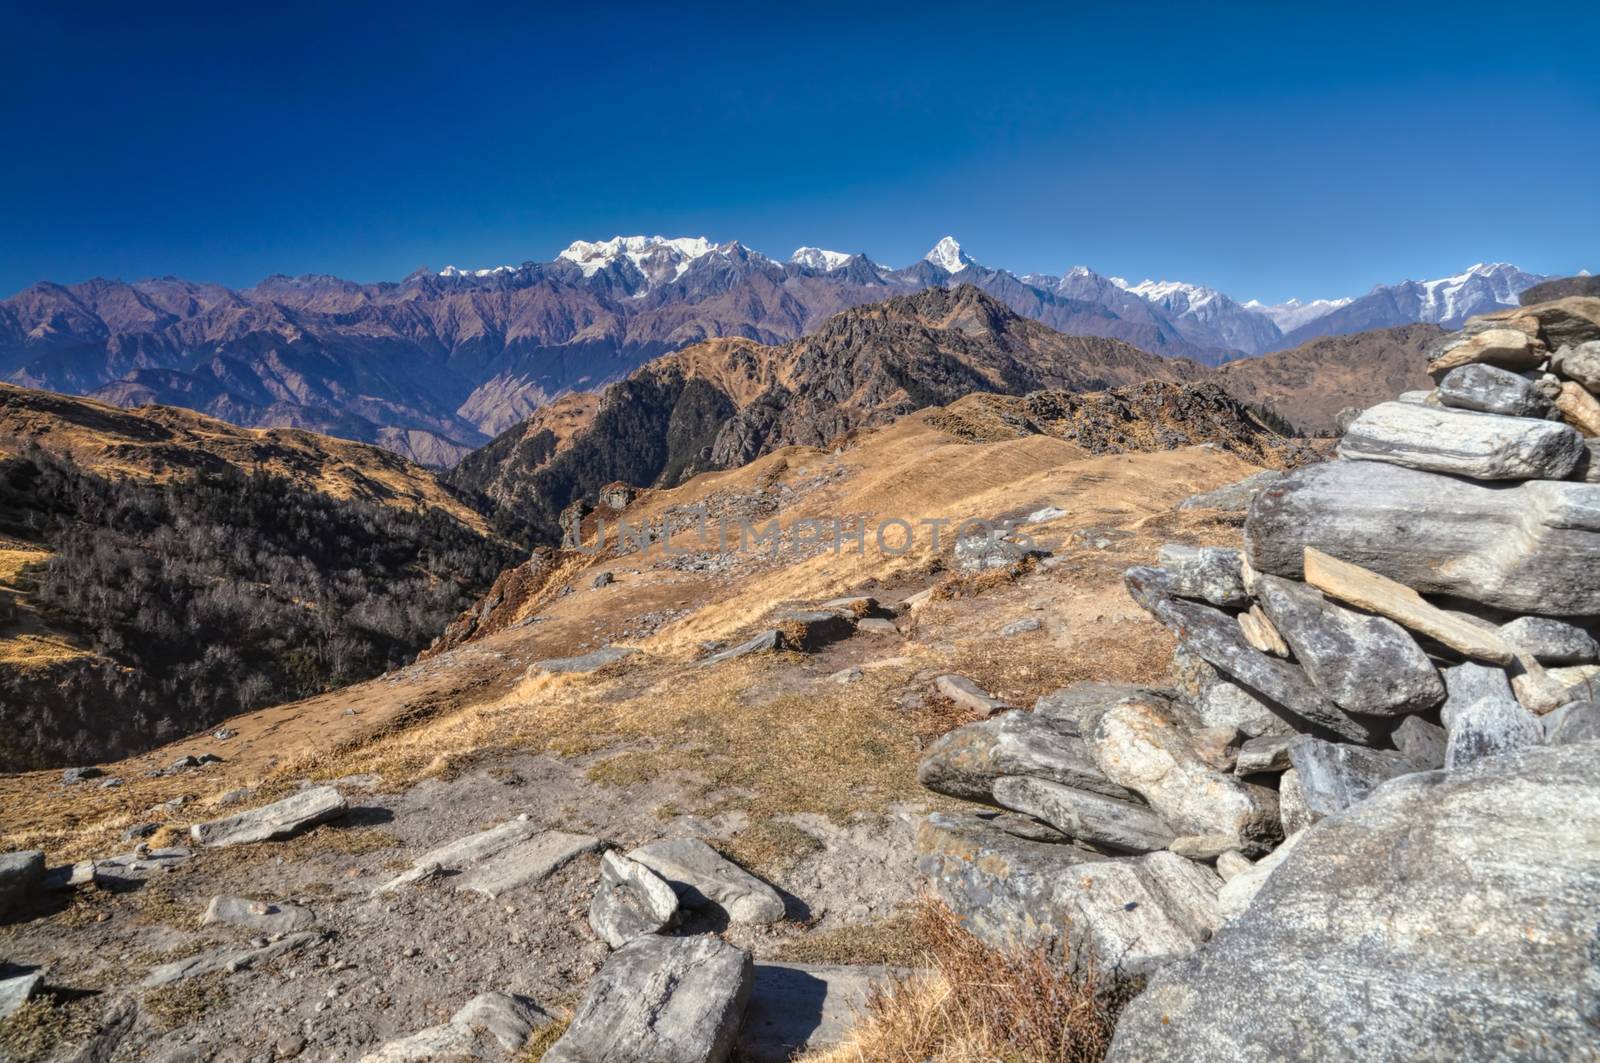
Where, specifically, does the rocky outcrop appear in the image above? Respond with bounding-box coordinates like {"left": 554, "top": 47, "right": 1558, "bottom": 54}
{"left": 1108, "top": 744, "right": 1600, "bottom": 1061}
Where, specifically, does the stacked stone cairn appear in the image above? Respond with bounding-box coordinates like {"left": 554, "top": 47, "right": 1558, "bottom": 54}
{"left": 915, "top": 296, "right": 1600, "bottom": 1057}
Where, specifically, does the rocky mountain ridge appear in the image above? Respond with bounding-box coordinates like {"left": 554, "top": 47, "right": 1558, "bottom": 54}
{"left": 1, "top": 237, "right": 1550, "bottom": 465}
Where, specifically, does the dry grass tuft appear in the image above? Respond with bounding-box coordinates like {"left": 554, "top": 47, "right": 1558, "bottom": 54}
{"left": 518, "top": 1017, "right": 571, "bottom": 1060}
{"left": 799, "top": 900, "right": 1134, "bottom": 1063}
{"left": 143, "top": 973, "right": 231, "bottom": 1030}
{"left": 723, "top": 818, "right": 826, "bottom": 879}
{"left": 776, "top": 908, "right": 927, "bottom": 966}
{"left": 0, "top": 996, "right": 99, "bottom": 1059}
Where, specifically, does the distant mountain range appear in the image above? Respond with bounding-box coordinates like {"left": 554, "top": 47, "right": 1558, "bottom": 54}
{"left": 0, "top": 236, "right": 1550, "bottom": 464}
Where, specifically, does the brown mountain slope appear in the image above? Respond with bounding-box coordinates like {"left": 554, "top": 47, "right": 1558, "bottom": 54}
{"left": 1213, "top": 323, "right": 1442, "bottom": 433}
{"left": 0, "top": 382, "right": 489, "bottom": 534}
{"left": 448, "top": 285, "right": 1211, "bottom": 542}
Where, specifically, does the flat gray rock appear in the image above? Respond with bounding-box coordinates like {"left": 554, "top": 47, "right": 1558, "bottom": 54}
{"left": 1127, "top": 568, "right": 1387, "bottom": 745}
{"left": 1177, "top": 471, "right": 1284, "bottom": 513}
{"left": 1440, "top": 662, "right": 1517, "bottom": 729}
{"left": 917, "top": 710, "right": 1135, "bottom": 803}
{"left": 588, "top": 850, "right": 679, "bottom": 948}
{"left": 189, "top": 786, "right": 348, "bottom": 847}
{"left": 933, "top": 674, "right": 1013, "bottom": 715}
{"left": 1445, "top": 697, "right": 1541, "bottom": 769}
{"left": 201, "top": 896, "right": 316, "bottom": 934}
{"left": 1169, "top": 649, "right": 1294, "bottom": 738}
{"left": 1155, "top": 544, "right": 1249, "bottom": 607}
{"left": 627, "top": 838, "right": 785, "bottom": 925}
{"left": 0, "top": 850, "right": 44, "bottom": 915}
{"left": 455, "top": 831, "right": 603, "bottom": 899}
{"left": 1551, "top": 339, "right": 1600, "bottom": 392}
{"left": 543, "top": 934, "right": 752, "bottom": 1063}
{"left": 89, "top": 846, "right": 191, "bottom": 887}
{"left": 1338, "top": 401, "right": 1583, "bottom": 480}
{"left": 738, "top": 963, "right": 900, "bottom": 1062}
{"left": 1435, "top": 363, "right": 1553, "bottom": 418}
{"left": 1498, "top": 616, "right": 1599, "bottom": 664}
{"left": 953, "top": 534, "right": 1042, "bottom": 573}
{"left": 530, "top": 647, "right": 636, "bottom": 673}
{"left": 992, "top": 776, "right": 1175, "bottom": 853}
{"left": 1033, "top": 681, "right": 1170, "bottom": 735}
{"left": 1254, "top": 575, "right": 1443, "bottom": 716}
{"left": 1245, "top": 461, "right": 1600, "bottom": 615}
{"left": 915, "top": 813, "right": 1218, "bottom": 975}
{"left": 1285, "top": 735, "right": 1416, "bottom": 823}
{"left": 375, "top": 816, "right": 540, "bottom": 893}
{"left": 1108, "top": 743, "right": 1600, "bottom": 1062}
{"left": 141, "top": 932, "right": 321, "bottom": 987}
{"left": 360, "top": 992, "right": 553, "bottom": 1062}
{"left": 699, "top": 630, "right": 782, "bottom": 667}
{"left": 0, "top": 968, "right": 43, "bottom": 1021}
{"left": 1543, "top": 700, "right": 1600, "bottom": 744}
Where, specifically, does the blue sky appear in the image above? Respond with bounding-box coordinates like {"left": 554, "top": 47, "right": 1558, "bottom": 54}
{"left": 2, "top": 1, "right": 1595, "bottom": 303}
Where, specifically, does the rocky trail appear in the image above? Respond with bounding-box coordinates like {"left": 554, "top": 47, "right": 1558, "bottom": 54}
{"left": 3, "top": 294, "right": 1598, "bottom": 1061}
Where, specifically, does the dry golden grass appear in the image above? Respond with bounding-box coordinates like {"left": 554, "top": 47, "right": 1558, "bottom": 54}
{"left": 143, "top": 973, "right": 231, "bottom": 1030}
{"left": 0, "top": 996, "right": 99, "bottom": 1060}
{"left": 518, "top": 1017, "right": 572, "bottom": 1061}
{"left": 723, "top": 818, "right": 827, "bottom": 879}
{"left": 776, "top": 908, "right": 928, "bottom": 967}
{"left": 799, "top": 901, "right": 1134, "bottom": 1063}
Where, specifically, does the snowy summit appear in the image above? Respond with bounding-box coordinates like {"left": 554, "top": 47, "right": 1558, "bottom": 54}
{"left": 924, "top": 236, "right": 972, "bottom": 274}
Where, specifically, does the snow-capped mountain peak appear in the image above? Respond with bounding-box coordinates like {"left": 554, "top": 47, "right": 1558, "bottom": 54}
{"left": 1116, "top": 277, "right": 1224, "bottom": 311}
{"left": 556, "top": 235, "right": 718, "bottom": 283}
{"left": 1244, "top": 296, "right": 1355, "bottom": 332}
{"left": 1411, "top": 262, "right": 1539, "bottom": 323}
{"left": 791, "top": 247, "right": 853, "bottom": 272}
{"left": 924, "top": 236, "right": 972, "bottom": 274}
{"left": 439, "top": 264, "right": 517, "bottom": 278}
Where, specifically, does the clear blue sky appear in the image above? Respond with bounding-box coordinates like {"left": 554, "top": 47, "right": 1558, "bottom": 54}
{"left": 2, "top": 1, "right": 1595, "bottom": 303}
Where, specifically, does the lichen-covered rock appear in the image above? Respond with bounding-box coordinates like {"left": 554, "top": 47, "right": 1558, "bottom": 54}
{"left": 1543, "top": 700, "right": 1600, "bottom": 745}
{"left": 1169, "top": 648, "right": 1293, "bottom": 738}
{"left": 1392, "top": 716, "right": 1447, "bottom": 770}
{"left": 1254, "top": 575, "right": 1443, "bottom": 716}
{"left": 1108, "top": 743, "right": 1600, "bottom": 1062}
{"left": 1155, "top": 544, "right": 1249, "bottom": 607}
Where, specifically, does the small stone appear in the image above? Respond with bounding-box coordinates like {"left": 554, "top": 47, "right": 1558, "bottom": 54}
{"left": 1000, "top": 617, "right": 1041, "bottom": 636}
{"left": 0, "top": 850, "right": 45, "bottom": 916}
{"left": 1392, "top": 716, "right": 1448, "bottom": 770}
{"left": 1234, "top": 735, "right": 1295, "bottom": 775}
{"left": 1542, "top": 700, "right": 1600, "bottom": 745}
{"left": 698, "top": 630, "right": 782, "bottom": 667}
{"left": 360, "top": 992, "right": 552, "bottom": 1062}
{"left": 934, "top": 674, "right": 1014, "bottom": 716}
{"left": 953, "top": 534, "right": 1044, "bottom": 573}
{"left": 1168, "top": 834, "right": 1239, "bottom": 860}
{"left": 1551, "top": 340, "right": 1600, "bottom": 392}
{"left": 1215, "top": 850, "right": 1252, "bottom": 881}
{"left": 1425, "top": 327, "right": 1546, "bottom": 378}
{"left": 0, "top": 969, "right": 44, "bottom": 1022}
{"left": 588, "top": 851, "right": 679, "bottom": 948}
{"left": 1215, "top": 831, "right": 1305, "bottom": 921}
{"left": 530, "top": 646, "right": 636, "bottom": 674}
{"left": 61, "top": 766, "right": 103, "bottom": 784}
{"left": 992, "top": 776, "right": 1176, "bottom": 854}
{"left": 203, "top": 896, "right": 317, "bottom": 934}
{"left": 1286, "top": 736, "right": 1415, "bottom": 823}
{"left": 1176, "top": 471, "right": 1284, "bottom": 513}
{"left": 1237, "top": 605, "right": 1288, "bottom": 657}
{"left": 591, "top": 571, "right": 615, "bottom": 589}
{"left": 918, "top": 710, "right": 1136, "bottom": 803}
{"left": 122, "top": 823, "right": 159, "bottom": 841}
{"left": 1555, "top": 381, "right": 1600, "bottom": 437}
{"left": 1498, "top": 616, "right": 1599, "bottom": 664}
{"left": 855, "top": 617, "right": 898, "bottom": 635}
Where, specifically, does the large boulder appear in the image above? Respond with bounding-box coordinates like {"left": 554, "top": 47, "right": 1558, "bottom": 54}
{"left": 1254, "top": 575, "right": 1443, "bottom": 716}
{"left": 1090, "top": 697, "right": 1281, "bottom": 854}
{"left": 1444, "top": 697, "right": 1541, "bottom": 770}
{"left": 1245, "top": 461, "right": 1600, "bottom": 616}
{"left": 1337, "top": 402, "right": 1583, "bottom": 481}
{"left": 1108, "top": 743, "right": 1600, "bottom": 1062}
{"left": 188, "top": 786, "right": 348, "bottom": 847}
{"left": 917, "top": 710, "right": 1136, "bottom": 803}
{"left": 544, "top": 934, "right": 753, "bottom": 1063}
{"left": 0, "top": 850, "right": 45, "bottom": 916}
{"left": 1551, "top": 340, "right": 1600, "bottom": 393}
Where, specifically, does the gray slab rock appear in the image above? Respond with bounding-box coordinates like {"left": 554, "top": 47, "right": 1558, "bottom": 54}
{"left": 141, "top": 931, "right": 321, "bottom": 987}
{"left": 1177, "top": 470, "right": 1284, "bottom": 513}
{"left": 375, "top": 815, "right": 540, "bottom": 893}
{"left": 915, "top": 813, "right": 1217, "bottom": 975}
{"left": 992, "top": 776, "right": 1176, "bottom": 853}
{"left": 361, "top": 992, "right": 553, "bottom": 1062}
{"left": 699, "top": 630, "right": 782, "bottom": 667}
{"left": 1444, "top": 698, "right": 1541, "bottom": 769}
{"left": 1338, "top": 401, "right": 1583, "bottom": 480}
{"left": 0, "top": 850, "right": 45, "bottom": 915}
{"left": 1129, "top": 568, "right": 1388, "bottom": 745}
{"left": 1277, "top": 768, "right": 1312, "bottom": 835}
{"left": 202, "top": 896, "right": 316, "bottom": 934}
{"left": 1245, "top": 461, "right": 1600, "bottom": 615}
{"left": 1435, "top": 363, "right": 1554, "bottom": 417}
{"left": 739, "top": 964, "right": 901, "bottom": 1062}
{"left": 543, "top": 934, "right": 753, "bottom": 1063}
{"left": 1498, "top": 615, "right": 1599, "bottom": 664}
{"left": 1551, "top": 339, "right": 1600, "bottom": 392}
{"left": 1215, "top": 831, "right": 1304, "bottom": 921}
{"left": 589, "top": 850, "right": 679, "bottom": 948}
{"left": 1392, "top": 716, "right": 1448, "bottom": 770}
{"left": 1155, "top": 544, "right": 1249, "bottom": 607}
{"left": 916, "top": 710, "right": 1136, "bottom": 803}
{"left": 1286, "top": 736, "right": 1416, "bottom": 822}
{"left": 90, "top": 846, "right": 191, "bottom": 887}
{"left": 455, "top": 831, "right": 603, "bottom": 898}
{"left": 933, "top": 674, "right": 1013, "bottom": 715}
{"left": 1032, "top": 681, "right": 1170, "bottom": 735}
{"left": 1169, "top": 648, "right": 1294, "bottom": 738}
{"left": 1091, "top": 696, "right": 1281, "bottom": 855}
{"left": 1234, "top": 734, "right": 1295, "bottom": 775}
{"left": 530, "top": 647, "right": 636, "bottom": 674}
{"left": 189, "top": 786, "right": 348, "bottom": 847}
{"left": 627, "top": 838, "right": 785, "bottom": 925}
{"left": 1543, "top": 700, "right": 1600, "bottom": 744}
{"left": 1168, "top": 834, "right": 1240, "bottom": 860}
{"left": 0, "top": 969, "right": 43, "bottom": 1021}
{"left": 1107, "top": 743, "right": 1600, "bottom": 1063}
{"left": 1255, "top": 574, "right": 1443, "bottom": 716}
{"left": 953, "top": 534, "right": 1042, "bottom": 573}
